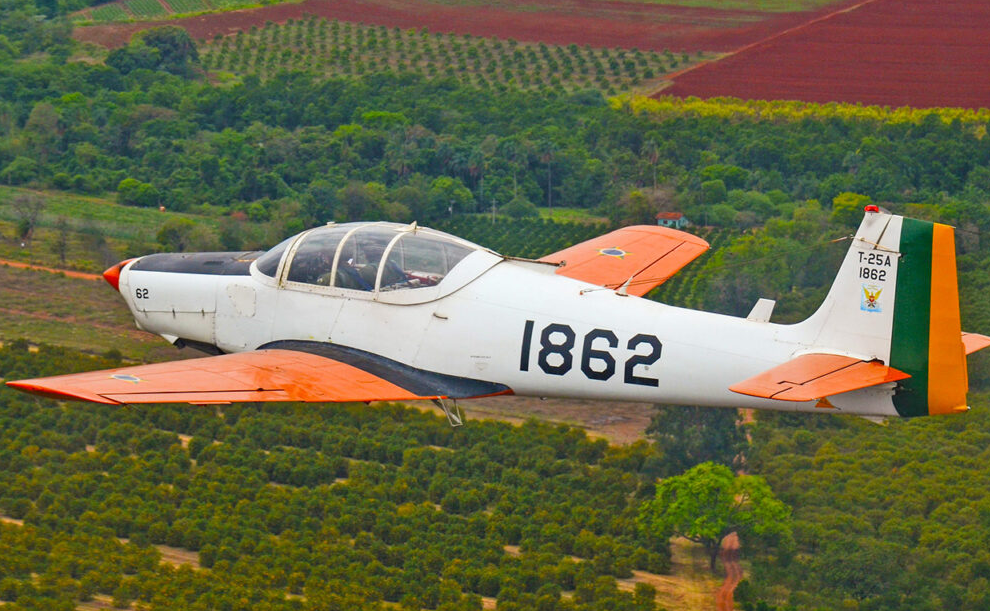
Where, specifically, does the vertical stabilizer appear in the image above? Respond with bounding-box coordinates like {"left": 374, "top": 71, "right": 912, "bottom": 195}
{"left": 798, "top": 210, "right": 968, "bottom": 416}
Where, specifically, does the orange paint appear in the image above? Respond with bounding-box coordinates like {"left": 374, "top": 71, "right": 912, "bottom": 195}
{"left": 102, "top": 258, "right": 135, "bottom": 292}
{"left": 730, "top": 353, "right": 910, "bottom": 402}
{"left": 961, "top": 332, "right": 990, "bottom": 355}
{"left": 926, "top": 223, "right": 968, "bottom": 414}
{"left": 6, "top": 349, "right": 441, "bottom": 405}
{"left": 539, "top": 226, "right": 708, "bottom": 296}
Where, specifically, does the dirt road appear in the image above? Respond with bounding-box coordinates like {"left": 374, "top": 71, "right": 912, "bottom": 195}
{"left": 0, "top": 258, "right": 102, "bottom": 281}
{"left": 716, "top": 532, "right": 743, "bottom": 611}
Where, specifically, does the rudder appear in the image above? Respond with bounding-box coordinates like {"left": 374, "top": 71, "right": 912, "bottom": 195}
{"left": 890, "top": 218, "right": 967, "bottom": 416}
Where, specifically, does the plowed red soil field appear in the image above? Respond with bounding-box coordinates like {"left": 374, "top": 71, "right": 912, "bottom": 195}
{"left": 665, "top": 0, "right": 990, "bottom": 108}
{"left": 75, "top": 0, "right": 855, "bottom": 52}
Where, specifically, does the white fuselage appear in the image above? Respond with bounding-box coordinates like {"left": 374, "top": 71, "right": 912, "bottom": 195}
{"left": 117, "top": 250, "right": 900, "bottom": 417}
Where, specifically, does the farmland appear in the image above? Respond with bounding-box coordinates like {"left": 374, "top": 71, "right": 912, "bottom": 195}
{"left": 73, "top": 0, "right": 852, "bottom": 52}
{"left": 11, "top": 0, "right": 990, "bottom": 606}
{"left": 665, "top": 0, "right": 990, "bottom": 108}
{"left": 125, "top": 0, "right": 168, "bottom": 19}
{"left": 0, "top": 263, "right": 179, "bottom": 361}
{"left": 200, "top": 18, "right": 701, "bottom": 94}
{"left": 0, "top": 343, "right": 674, "bottom": 611}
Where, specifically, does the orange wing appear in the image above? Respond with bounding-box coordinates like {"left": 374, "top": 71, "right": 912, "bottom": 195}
{"left": 729, "top": 353, "right": 910, "bottom": 402}
{"left": 539, "top": 226, "right": 709, "bottom": 296}
{"left": 6, "top": 343, "right": 511, "bottom": 405}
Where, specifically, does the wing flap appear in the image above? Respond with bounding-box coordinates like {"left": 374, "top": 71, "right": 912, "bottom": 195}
{"left": 6, "top": 349, "right": 481, "bottom": 405}
{"left": 538, "top": 226, "right": 709, "bottom": 296}
{"left": 962, "top": 332, "right": 990, "bottom": 355}
{"left": 729, "top": 353, "right": 910, "bottom": 402}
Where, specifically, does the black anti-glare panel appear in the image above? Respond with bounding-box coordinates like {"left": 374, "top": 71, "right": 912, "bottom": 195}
{"left": 131, "top": 252, "right": 261, "bottom": 276}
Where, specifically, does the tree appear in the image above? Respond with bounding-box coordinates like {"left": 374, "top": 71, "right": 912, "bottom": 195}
{"left": 646, "top": 405, "right": 747, "bottom": 476}
{"left": 157, "top": 217, "right": 197, "bottom": 252}
{"left": 108, "top": 27, "right": 200, "bottom": 77}
{"left": 502, "top": 194, "right": 538, "bottom": 219}
{"left": 428, "top": 176, "right": 474, "bottom": 218}
{"left": 700, "top": 179, "right": 727, "bottom": 205}
{"left": 0, "top": 156, "right": 41, "bottom": 186}
{"left": 117, "top": 178, "right": 160, "bottom": 208}
{"left": 638, "top": 462, "right": 791, "bottom": 572}
{"left": 10, "top": 193, "right": 46, "bottom": 240}
{"left": 831, "top": 192, "right": 873, "bottom": 227}
{"left": 106, "top": 42, "right": 161, "bottom": 75}
{"left": 537, "top": 140, "right": 558, "bottom": 208}
{"left": 24, "top": 102, "right": 61, "bottom": 164}
{"left": 136, "top": 26, "right": 200, "bottom": 77}
{"left": 51, "top": 216, "right": 69, "bottom": 264}
{"left": 610, "top": 189, "right": 655, "bottom": 226}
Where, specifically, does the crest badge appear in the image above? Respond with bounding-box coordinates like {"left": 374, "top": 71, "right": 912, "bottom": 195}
{"left": 861, "top": 284, "right": 883, "bottom": 313}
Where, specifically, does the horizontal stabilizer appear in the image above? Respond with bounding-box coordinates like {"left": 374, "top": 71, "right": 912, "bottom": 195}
{"left": 962, "top": 332, "right": 990, "bottom": 355}
{"left": 6, "top": 344, "right": 511, "bottom": 406}
{"left": 539, "top": 225, "right": 708, "bottom": 296}
{"left": 729, "top": 353, "right": 910, "bottom": 402}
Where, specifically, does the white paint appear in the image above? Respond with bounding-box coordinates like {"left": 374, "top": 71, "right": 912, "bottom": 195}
{"left": 116, "top": 212, "right": 908, "bottom": 418}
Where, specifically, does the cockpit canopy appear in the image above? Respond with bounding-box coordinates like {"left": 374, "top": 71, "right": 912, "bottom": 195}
{"left": 254, "top": 222, "right": 487, "bottom": 296}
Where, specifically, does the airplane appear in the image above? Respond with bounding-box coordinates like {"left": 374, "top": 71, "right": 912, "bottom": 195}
{"left": 8, "top": 206, "right": 990, "bottom": 424}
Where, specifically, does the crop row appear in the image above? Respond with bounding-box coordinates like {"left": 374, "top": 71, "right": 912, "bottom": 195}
{"left": 199, "top": 17, "right": 702, "bottom": 93}
{"left": 126, "top": 0, "right": 167, "bottom": 18}
{"left": 165, "top": 0, "right": 209, "bottom": 13}
{"left": 79, "top": 0, "right": 253, "bottom": 21}
{"left": 87, "top": 3, "right": 130, "bottom": 20}
{"left": 433, "top": 216, "right": 608, "bottom": 258}
{"left": 649, "top": 227, "right": 735, "bottom": 306}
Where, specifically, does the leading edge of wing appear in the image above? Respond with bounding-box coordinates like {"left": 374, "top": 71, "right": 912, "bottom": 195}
{"left": 538, "top": 225, "right": 709, "bottom": 297}
{"left": 729, "top": 353, "right": 910, "bottom": 402}
{"left": 6, "top": 341, "right": 512, "bottom": 405}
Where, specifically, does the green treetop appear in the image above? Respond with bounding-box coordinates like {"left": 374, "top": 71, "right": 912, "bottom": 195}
{"left": 638, "top": 462, "right": 791, "bottom": 572}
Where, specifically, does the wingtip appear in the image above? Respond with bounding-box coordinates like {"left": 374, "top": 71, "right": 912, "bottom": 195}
{"left": 5, "top": 379, "right": 119, "bottom": 404}
{"left": 962, "top": 332, "right": 990, "bottom": 355}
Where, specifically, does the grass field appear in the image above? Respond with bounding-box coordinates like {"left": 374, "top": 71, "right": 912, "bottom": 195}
{"left": 0, "top": 186, "right": 194, "bottom": 236}
{"left": 0, "top": 264, "right": 181, "bottom": 361}
{"left": 0, "top": 186, "right": 219, "bottom": 271}
{"left": 538, "top": 206, "right": 610, "bottom": 224}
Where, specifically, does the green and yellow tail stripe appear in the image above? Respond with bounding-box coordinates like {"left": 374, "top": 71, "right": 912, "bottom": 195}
{"left": 890, "top": 218, "right": 967, "bottom": 417}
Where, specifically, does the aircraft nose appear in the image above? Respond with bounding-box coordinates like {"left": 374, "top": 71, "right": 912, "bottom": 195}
{"left": 102, "top": 259, "right": 134, "bottom": 291}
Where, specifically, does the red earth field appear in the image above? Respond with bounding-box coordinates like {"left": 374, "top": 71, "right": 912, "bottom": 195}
{"left": 664, "top": 0, "right": 990, "bottom": 108}
{"left": 75, "top": 0, "right": 853, "bottom": 52}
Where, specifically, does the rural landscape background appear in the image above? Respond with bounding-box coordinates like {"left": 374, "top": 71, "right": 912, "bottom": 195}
{"left": 3, "top": 0, "right": 990, "bottom": 609}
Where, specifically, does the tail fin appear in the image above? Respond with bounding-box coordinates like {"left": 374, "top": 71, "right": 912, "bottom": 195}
{"left": 800, "top": 209, "right": 968, "bottom": 416}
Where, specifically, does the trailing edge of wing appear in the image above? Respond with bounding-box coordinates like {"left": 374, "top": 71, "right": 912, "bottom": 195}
{"left": 538, "top": 225, "right": 709, "bottom": 297}
{"left": 729, "top": 353, "right": 910, "bottom": 402}
{"left": 6, "top": 343, "right": 512, "bottom": 405}
{"left": 962, "top": 332, "right": 990, "bottom": 355}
